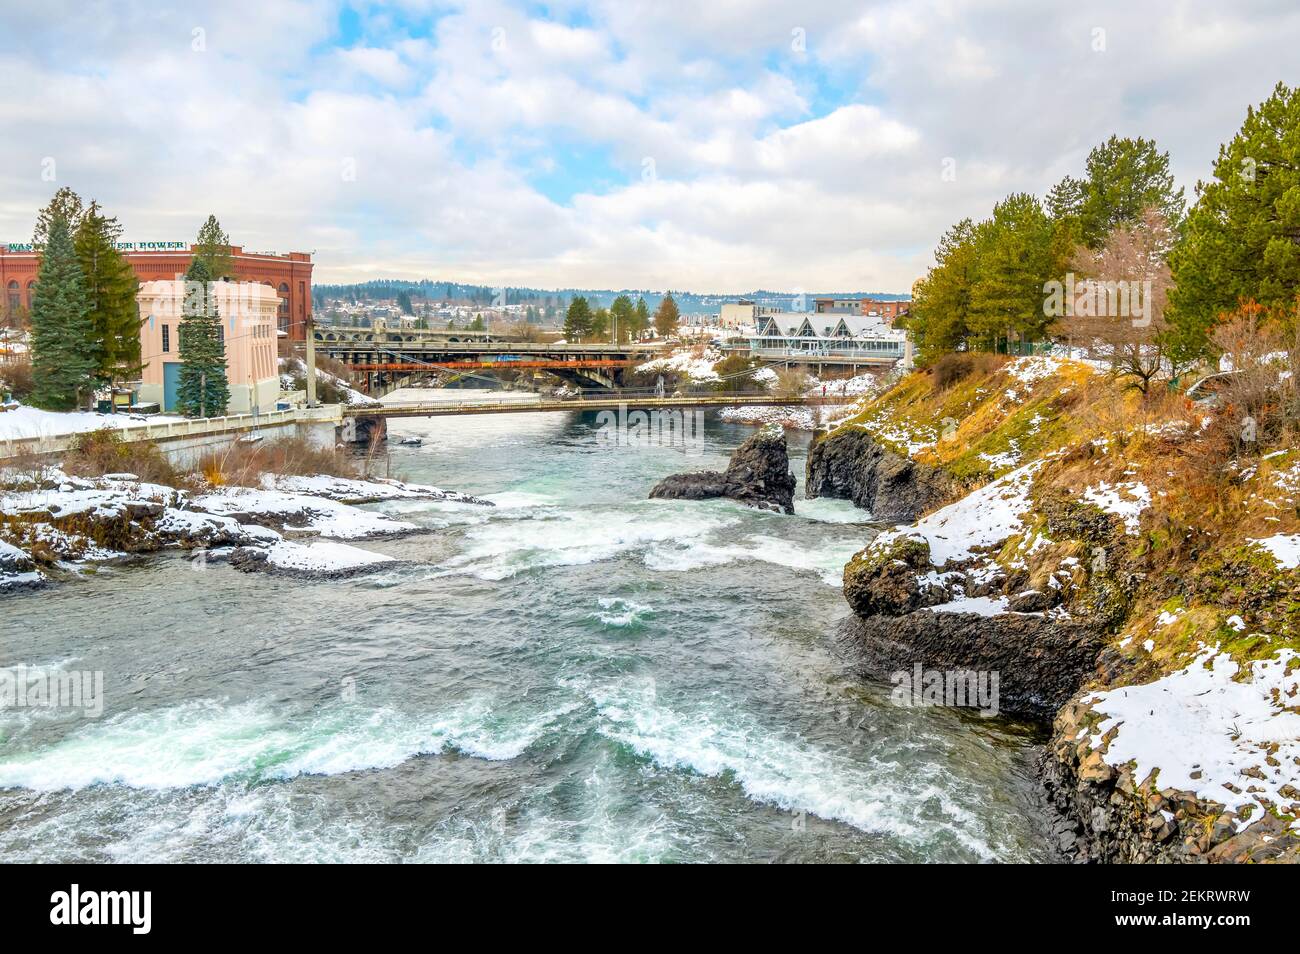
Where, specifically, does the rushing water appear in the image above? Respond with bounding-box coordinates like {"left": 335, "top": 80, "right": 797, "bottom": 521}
{"left": 0, "top": 399, "right": 1056, "bottom": 862}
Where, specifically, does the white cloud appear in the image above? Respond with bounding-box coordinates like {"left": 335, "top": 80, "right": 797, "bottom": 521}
{"left": 0, "top": 0, "right": 1295, "bottom": 294}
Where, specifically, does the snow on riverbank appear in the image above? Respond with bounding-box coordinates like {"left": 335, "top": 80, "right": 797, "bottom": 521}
{"left": 0, "top": 404, "right": 184, "bottom": 442}
{"left": 873, "top": 461, "right": 1041, "bottom": 567}
{"left": 257, "top": 539, "right": 396, "bottom": 575}
{"left": 1085, "top": 648, "right": 1300, "bottom": 827}
{"left": 189, "top": 486, "right": 419, "bottom": 539}
{"left": 636, "top": 347, "right": 723, "bottom": 383}
{"left": 262, "top": 474, "right": 493, "bottom": 506}
{"left": 0, "top": 467, "right": 450, "bottom": 590}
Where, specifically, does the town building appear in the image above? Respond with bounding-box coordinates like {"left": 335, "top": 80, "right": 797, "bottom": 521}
{"left": 135, "top": 280, "right": 281, "bottom": 414}
{"left": 719, "top": 299, "right": 784, "bottom": 330}
{"left": 812, "top": 296, "right": 910, "bottom": 325}
{"left": 1, "top": 243, "right": 314, "bottom": 340}
{"left": 747, "top": 312, "right": 908, "bottom": 361}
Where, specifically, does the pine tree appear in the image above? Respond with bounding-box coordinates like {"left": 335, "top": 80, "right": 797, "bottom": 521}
{"left": 29, "top": 216, "right": 98, "bottom": 410}
{"left": 193, "top": 214, "right": 235, "bottom": 280}
{"left": 968, "top": 193, "right": 1057, "bottom": 349}
{"left": 75, "top": 202, "right": 142, "bottom": 389}
{"left": 609, "top": 294, "right": 635, "bottom": 343}
{"left": 1169, "top": 82, "right": 1300, "bottom": 360}
{"left": 633, "top": 297, "right": 650, "bottom": 339}
{"left": 176, "top": 258, "right": 230, "bottom": 417}
{"left": 905, "top": 218, "right": 979, "bottom": 359}
{"left": 1049, "top": 137, "right": 1184, "bottom": 249}
{"left": 563, "top": 296, "right": 593, "bottom": 341}
{"left": 654, "top": 292, "right": 680, "bottom": 338}
{"left": 590, "top": 307, "right": 610, "bottom": 340}
{"left": 33, "top": 187, "right": 86, "bottom": 249}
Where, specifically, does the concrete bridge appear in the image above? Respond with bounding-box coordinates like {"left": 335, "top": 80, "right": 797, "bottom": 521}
{"left": 348, "top": 391, "right": 856, "bottom": 419}
{"left": 313, "top": 332, "right": 669, "bottom": 391}
{"left": 338, "top": 391, "right": 856, "bottom": 443}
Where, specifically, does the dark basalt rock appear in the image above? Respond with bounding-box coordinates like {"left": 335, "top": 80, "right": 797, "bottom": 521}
{"left": 835, "top": 610, "right": 1105, "bottom": 721}
{"left": 805, "top": 428, "right": 951, "bottom": 521}
{"left": 650, "top": 430, "right": 797, "bottom": 514}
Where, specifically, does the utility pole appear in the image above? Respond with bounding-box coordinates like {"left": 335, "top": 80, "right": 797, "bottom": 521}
{"left": 305, "top": 315, "right": 318, "bottom": 408}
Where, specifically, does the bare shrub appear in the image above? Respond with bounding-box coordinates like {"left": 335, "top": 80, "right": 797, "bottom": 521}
{"left": 194, "top": 436, "right": 356, "bottom": 488}
{"left": 931, "top": 352, "right": 1003, "bottom": 390}
{"left": 773, "top": 367, "right": 812, "bottom": 399}
{"left": 62, "top": 428, "right": 179, "bottom": 485}
{"left": 0, "top": 354, "right": 34, "bottom": 400}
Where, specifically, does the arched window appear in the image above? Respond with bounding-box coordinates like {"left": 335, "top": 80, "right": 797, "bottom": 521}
{"left": 25, "top": 280, "right": 36, "bottom": 309}
{"left": 6, "top": 281, "right": 20, "bottom": 313}
{"left": 277, "top": 282, "right": 290, "bottom": 332}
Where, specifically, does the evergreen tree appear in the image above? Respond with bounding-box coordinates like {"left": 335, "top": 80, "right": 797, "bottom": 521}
{"left": 609, "top": 294, "right": 635, "bottom": 343}
{"left": 1169, "top": 82, "right": 1300, "bottom": 359}
{"left": 654, "top": 292, "right": 680, "bottom": 338}
{"left": 1051, "top": 137, "right": 1184, "bottom": 249}
{"left": 33, "top": 187, "right": 85, "bottom": 249}
{"left": 904, "top": 218, "right": 979, "bottom": 359}
{"left": 563, "top": 296, "right": 594, "bottom": 341}
{"left": 397, "top": 290, "right": 414, "bottom": 315}
{"left": 28, "top": 216, "right": 98, "bottom": 410}
{"left": 590, "top": 307, "right": 610, "bottom": 340}
{"left": 176, "top": 258, "right": 230, "bottom": 417}
{"left": 193, "top": 214, "right": 235, "bottom": 280}
{"left": 74, "top": 202, "right": 142, "bottom": 388}
{"left": 968, "top": 194, "right": 1058, "bottom": 348}
{"left": 633, "top": 296, "right": 651, "bottom": 339}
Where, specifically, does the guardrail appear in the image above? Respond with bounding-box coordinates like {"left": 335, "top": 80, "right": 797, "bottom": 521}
{"left": 0, "top": 404, "right": 343, "bottom": 460}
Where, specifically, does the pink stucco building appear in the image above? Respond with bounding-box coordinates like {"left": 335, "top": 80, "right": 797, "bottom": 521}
{"left": 136, "top": 280, "right": 280, "bottom": 414}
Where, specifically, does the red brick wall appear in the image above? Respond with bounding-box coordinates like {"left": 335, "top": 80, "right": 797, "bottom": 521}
{"left": 0, "top": 245, "right": 313, "bottom": 340}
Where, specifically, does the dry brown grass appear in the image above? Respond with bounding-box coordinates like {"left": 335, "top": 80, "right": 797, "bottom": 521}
{"left": 61, "top": 428, "right": 179, "bottom": 485}
{"left": 0, "top": 354, "right": 34, "bottom": 400}
{"left": 194, "top": 436, "right": 357, "bottom": 488}
{"left": 930, "top": 352, "right": 1006, "bottom": 390}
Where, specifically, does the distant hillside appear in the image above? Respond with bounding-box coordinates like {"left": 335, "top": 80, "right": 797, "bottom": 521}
{"left": 312, "top": 279, "right": 910, "bottom": 315}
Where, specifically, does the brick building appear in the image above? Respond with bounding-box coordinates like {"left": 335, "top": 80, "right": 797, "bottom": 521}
{"left": 0, "top": 243, "right": 314, "bottom": 340}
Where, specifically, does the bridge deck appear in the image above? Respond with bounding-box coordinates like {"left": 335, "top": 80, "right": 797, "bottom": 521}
{"left": 347, "top": 393, "right": 857, "bottom": 418}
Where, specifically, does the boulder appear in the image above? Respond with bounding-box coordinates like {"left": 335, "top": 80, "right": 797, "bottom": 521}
{"left": 805, "top": 428, "right": 952, "bottom": 521}
{"left": 649, "top": 429, "right": 797, "bottom": 514}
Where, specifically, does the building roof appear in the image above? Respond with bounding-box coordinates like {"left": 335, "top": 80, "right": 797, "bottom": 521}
{"left": 755, "top": 312, "right": 901, "bottom": 339}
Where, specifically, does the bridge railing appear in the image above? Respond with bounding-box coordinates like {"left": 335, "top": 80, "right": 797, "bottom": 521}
{"left": 0, "top": 405, "right": 343, "bottom": 460}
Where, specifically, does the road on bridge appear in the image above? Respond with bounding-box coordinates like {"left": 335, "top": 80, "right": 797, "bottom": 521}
{"left": 345, "top": 392, "right": 859, "bottom": 418}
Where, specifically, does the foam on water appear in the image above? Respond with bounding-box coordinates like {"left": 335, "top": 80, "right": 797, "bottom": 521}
{"left": 435, "top": 503, "right": 740, "bottom": 581}
{"left": 644, "top": 533, "right": 864, "bottom": 585}
{"left": 588, "top": 597, "right": 654, "bottom": 628}
{"left": 582, "top": 676, "right": 1005, "bottom": 859}
{"left": 0, "top": 696, "right": 574, "bottom": 792}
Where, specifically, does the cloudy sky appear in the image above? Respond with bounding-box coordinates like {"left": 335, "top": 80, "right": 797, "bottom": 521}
{"left": 0, "top": 0, "right": 1296, "bottom": 293}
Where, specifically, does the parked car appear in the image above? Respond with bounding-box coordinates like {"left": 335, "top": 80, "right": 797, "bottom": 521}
{"left": 1184, "top": 371, "right": 1243, "bottom": 407}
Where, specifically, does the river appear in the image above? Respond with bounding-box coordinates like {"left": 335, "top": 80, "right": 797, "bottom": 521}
{"left": 0, "top": 398, "right": 1055, "bottom": 862}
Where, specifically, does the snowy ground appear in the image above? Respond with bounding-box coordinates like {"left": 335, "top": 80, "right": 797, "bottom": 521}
{"left": 0, "top": 467, "right": 488, "bottom": 589}
{"left": 1085, "top": 648, "right": 1300, "bottom": 827}
{"left": 0, "top": 404, "right": 185, "bottom": 443}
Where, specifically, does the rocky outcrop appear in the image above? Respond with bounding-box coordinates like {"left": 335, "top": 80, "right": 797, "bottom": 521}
{"left": 837, "top": 611, "right": 1104, "bottom": 721}
{"left": 805, "top": 428, "right": 952, "bottom": 521}
{"left": 650, "top": 430, "right": 797, "bottom": 514}
{"left": 1041, "top": 701, "right": 1300, "bottom": 862}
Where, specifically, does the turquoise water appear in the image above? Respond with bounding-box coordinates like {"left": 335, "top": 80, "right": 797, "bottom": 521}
{"left": 0, "top": 410, "right": 1055, "bottom": 862}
